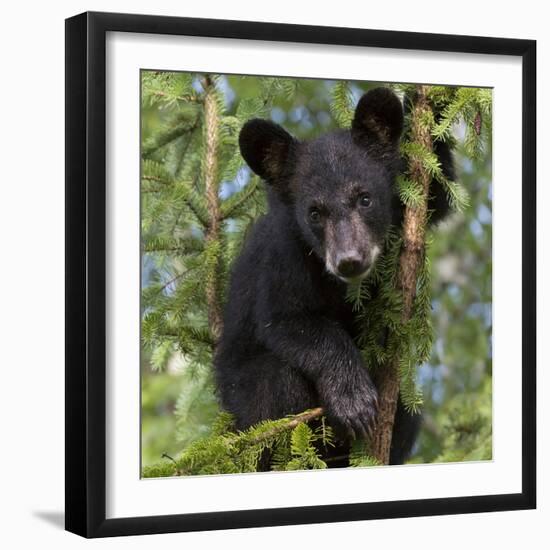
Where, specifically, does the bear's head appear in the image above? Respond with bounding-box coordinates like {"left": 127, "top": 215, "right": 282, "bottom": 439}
{"left": 239, "top": 87, "right": 404, "bottom": 283}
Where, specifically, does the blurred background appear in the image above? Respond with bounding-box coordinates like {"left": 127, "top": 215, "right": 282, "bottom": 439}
{"left": 141, "top": 74, "right": 492, "bottom": 468}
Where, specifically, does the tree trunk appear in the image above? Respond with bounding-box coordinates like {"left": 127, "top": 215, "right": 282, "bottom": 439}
{"left": 371, "top": 85, "right": 434, "bottom": 464}
{"left": 202, "top": 76, "right": 223, "bottom": 342}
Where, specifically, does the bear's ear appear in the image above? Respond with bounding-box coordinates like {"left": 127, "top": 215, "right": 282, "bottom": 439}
{"left": 239, "top": 119, "right": 297, "bottom": 183}
{"left": 352, "top": 87, "right": 404, "bottom": 153}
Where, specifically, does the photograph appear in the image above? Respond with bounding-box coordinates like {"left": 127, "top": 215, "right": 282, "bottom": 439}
{"left": 139, "top": 71, "right": 493, "bottom": 478}
{"left": 0, "top": 0, "right": 543, "bottom": 544}
{"left": 62, "top": 9, "right": 536, "bottom": 539}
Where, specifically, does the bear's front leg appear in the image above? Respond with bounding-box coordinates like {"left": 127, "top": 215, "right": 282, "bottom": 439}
{"left": 317, "top": 362, "right": 379, "bottom": 439}
{"left": 256, "top": 314, "right": 378, "bottom": 439}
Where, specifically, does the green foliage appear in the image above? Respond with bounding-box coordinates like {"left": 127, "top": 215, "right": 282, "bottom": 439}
{"left": 347, "top": 228, "right": 403, "bottom": 372}
{"left": 409, "top": 378, "right": 492, "bottom": 464}
{"left": 414, "top": 134, "right": 493, "bottom": 464}
{"left": 220, "top": 176, "right": 261, "bottom": 219}
{"left": 429, "top": 86, "right": 492, "bottom": 159}
{"left": 396, "top": 175, "right": 425, "bottom": 209}
{"left": 142, "top": 71, "right": 197, "bottom": 108}
{"left": 435, "top": 376, "right": 492, "bottom": 462}
{"left": 141, "top": 73, "right": 493, "bottom": 474}
{"left": 142, "top": 111, "right": 200, "bottom": 159}
{"left": 330, "top": 80, "right": 354, "bottom": 127}
{"left": 175, "top": 365, "right": 219, "bottom": 448}
{"left": 142, "top": 410, "right": 333, "bottom": 477}
{"left": 284, "top": 423, "right": 328, "bottom": 471}
{"left": 346, "top": 229, "right": 432, "bottom": 414}
{"left": 140, "top": 73, "right": 273, "bottom": 370}
{"left": 400, "top": 141, "right": 470, "bottom": 214}
{"left": 349, "top": 439, "right": 381, "bottom": 467}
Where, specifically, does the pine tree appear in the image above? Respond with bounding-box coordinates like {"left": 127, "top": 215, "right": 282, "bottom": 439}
{"left": 141, "top": 73, "right": 492, "bottom": 476}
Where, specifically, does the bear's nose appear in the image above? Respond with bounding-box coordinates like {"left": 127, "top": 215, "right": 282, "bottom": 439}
{"left": 336, "top": 255, "right": 366, "bottom": 278}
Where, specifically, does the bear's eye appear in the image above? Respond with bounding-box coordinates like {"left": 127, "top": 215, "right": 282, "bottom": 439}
{"left": 359, "top": 193, "right": 372, "bottom": 208}
{"left": 309, "top": 208, "right": 322, "bottom": 224}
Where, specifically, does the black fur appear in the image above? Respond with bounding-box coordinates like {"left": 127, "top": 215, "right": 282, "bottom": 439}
{"left": 214, "top": 87, "right": 453, "bottom": 466}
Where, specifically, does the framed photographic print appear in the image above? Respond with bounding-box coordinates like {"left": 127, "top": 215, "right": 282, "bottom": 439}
{"left": 65, "top": 11, "right": 536, "bottom": 538}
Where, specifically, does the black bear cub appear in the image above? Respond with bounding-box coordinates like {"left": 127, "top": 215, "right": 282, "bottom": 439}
{"left": 214, "top": 87, "right": 452, "bottom": 466}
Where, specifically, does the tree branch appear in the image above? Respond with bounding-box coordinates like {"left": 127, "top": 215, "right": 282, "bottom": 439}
{"left": 371, "top": 84, "right": 434, "bottom": 464}
{"left": 202, "top": 76, "right": 224, "bottom": 342}
{"left": 247, "top": 407, "right": 325, "bottom": 446}
{"left": 143, "top": 407, "right": 326, "bottom": 478}
{"left": 151, "top": 90, "right": 202, "bottom": 103}
{"left": 142, "top": 118, "right": 200, "bottom": 158}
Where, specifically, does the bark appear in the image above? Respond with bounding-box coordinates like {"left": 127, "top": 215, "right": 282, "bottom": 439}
{"left": 371, "top": 85, "right": 434, "bottom": 464}
{"left": 247, "top": 407, "right": 325, "bottom": 446}
{"left": 202, "top": 76, "right": 223, "bottom": 342}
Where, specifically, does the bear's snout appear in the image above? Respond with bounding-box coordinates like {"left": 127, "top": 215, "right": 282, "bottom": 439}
{"left": 335, "top": 253, "right": 369, "bottom": 279}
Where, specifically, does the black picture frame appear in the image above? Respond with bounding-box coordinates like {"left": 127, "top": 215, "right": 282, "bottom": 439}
{"left": 65, "top": 11, "right": 536, "bottom": 538}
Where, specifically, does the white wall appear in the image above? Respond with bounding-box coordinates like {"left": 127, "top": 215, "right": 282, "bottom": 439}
{"left": 0, "top": 1, "right": 546, "bottom": 548}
